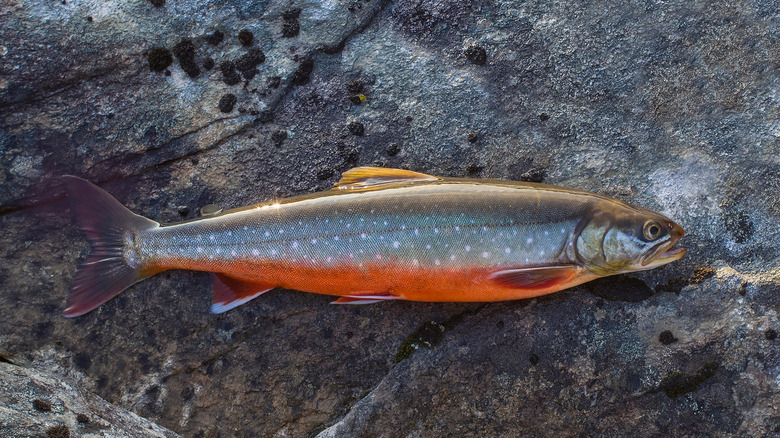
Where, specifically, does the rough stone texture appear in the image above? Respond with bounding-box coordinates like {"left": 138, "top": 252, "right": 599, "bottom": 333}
{"left": 0, "top": 360, "right": 180, "bottom": 437}
{"left": 1, "top": 0, "right": 779, "bottom": 437}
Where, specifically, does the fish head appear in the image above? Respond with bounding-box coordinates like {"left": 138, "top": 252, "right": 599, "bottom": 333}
{"left": 574, "top": 202, "right": 686, "bottom": 276}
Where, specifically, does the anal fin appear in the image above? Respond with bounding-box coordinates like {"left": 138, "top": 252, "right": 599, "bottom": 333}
{"left": 487, "top": 265, "right": 580, "bottom": 290}
{"left": 331, "top": 292, "right": 401, "bottom": 305}
{"left": 211, "top": 274, "right": 275, "bottom": 314}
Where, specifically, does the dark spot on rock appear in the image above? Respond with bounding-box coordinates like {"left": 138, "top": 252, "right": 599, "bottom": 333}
{"left": 529, "top": 353, "right": 540, "bottom": 365}
{"left": 202, "top": 57, "right": 214, "bottom": 71}
{"left": 595, "top": 298, "right": 605, "bottom": 308}
{"left": 690, "top": 266, "right": 716, "bottom": 284}
{"left": 73, "top": 352, "right": 91, "bottom": 371}
{"left": 282, "top": 7, "right": 301, "bottom": 19}
{"left": 235, "top": 48, "right": 265, "bottom": 80}
{"left": 496, "top": 320, "right": 504, "bottom": 329}
{"left": 467, "top": 132, "right": 478, "bottom": 143}
{"left": 33, "top": 399, "right": 52, "bottom": 411}
{"left": 343, "top": 147, "right": 361, "bottom": 164}
{"left": 256, "top": 110, "right": 274, "bottom": 124}
{"left": 147, "top": 47, "right": 173, "bottom": 73}
{"left": 220, "top": 61, "right": 241, "bottom": 86}
{"left": 323, "top": 40, "right": 346, "bottom": 54}
{"left": 268, "top": 76, "right": 281, "bottom": 88}
{"left": 238, "top": 29, "right": 254, "bottom": 46}
{"left": 347, "top": 122, "right": 365, "bottom": 136}
{"left": 218, "top": 94, "right": 237, "bottom": 113}
{"left": 539, "top": 113, "right": 550, "bottom": 121}
{"left": 466, "top": 165, "right": 483, "bottom": 176}
{"left": 76, "top": 413, "right": 90, "bottom": 424}
{"left": 659, "top": 330, "right": 678, "bottom": 345}
{"left": 173, "top": 39, "right": 200, "bottom": 78}
{"left": 148, "top": 0, "right": 164, "bottom": 7}
{"left": 177, "top": 206, "right": 189, "bottom": 216}
{"left": 46, "top": 425, "right": 69, "bottom": 438}
{"left": 738, "top": 281, "right": 748, "bottom": 296}
{"left": 395, "top": 321, "right": 446, "bottom": 362}
{"left": 107, "top": 113, "right": 115, "bottom": 119}
{"left": 346, "top": 79, "right": 364, "bottom": 94}
{"left": 271, "top": 130, "right": 287, "bottom": 146}
{"left": 656, "top": 362, "right": 718, "bottom": 398}
{"left": 181, "top": 386, "right": 195, "bottom": 401}
{"left": 585, "top": 275, "right": 654, "bottom": 302}
{"left": 385, "top": 143, "right": 400, "bottom": 156}
{"left": 317, "top": 169, "right": 334, "bottom": 180}
{"left": 291, "top": 57, "right": 314, "bottom": 85}
{"left": 349, "top": 95, "right": 364, "bottom": 105}
{"left": 725, "top": 210, "right": 754, "bottom": 243}
{"left": 464, "top": 45, "right": 487, "bottom": 65}
{"left": 766, "top": 329, "right": 777, "bottom": 340}
{"left": 164, "top": 70, "right": 171, "bottom": 76}
{"left": 509, "top": 158, "right": 546, "bottom": 183}
{"left": 656, "top": 276, "right": 689, "bottom": 294}
{"left": 205, "top": 30, "right": 224, "bottom": 46}
{"left": 405, "top": 116, "right": 413, "bottom": 122}
{"left": 86, "top": 16, "right": 93, "bottom": 22}
{"left": 282, "top": 19, "right": 300, "bottom": 38}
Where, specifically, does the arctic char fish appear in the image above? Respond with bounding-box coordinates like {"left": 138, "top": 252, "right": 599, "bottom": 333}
{"left": 63, "top": 167, "right": 685, "bottom": 316}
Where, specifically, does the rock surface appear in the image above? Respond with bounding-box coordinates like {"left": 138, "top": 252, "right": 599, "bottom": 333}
{"left": 1, "top": 0, "right": 779, "bottom": 436}
{"left": 0, "top": 359, "right": 180, "bottom": 437}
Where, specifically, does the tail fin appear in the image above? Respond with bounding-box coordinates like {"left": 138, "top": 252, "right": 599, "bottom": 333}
{"left": 62, "top": 176, "right": 160, "bottom": 317}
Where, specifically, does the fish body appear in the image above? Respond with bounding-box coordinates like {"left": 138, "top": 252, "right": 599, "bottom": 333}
{"left": 63, "top": 167, "right": 685, "bottom": 316}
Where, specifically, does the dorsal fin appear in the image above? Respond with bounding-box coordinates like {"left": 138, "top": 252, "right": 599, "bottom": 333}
{"left": 335, "top": 167, "right": 439, "bottom": 191}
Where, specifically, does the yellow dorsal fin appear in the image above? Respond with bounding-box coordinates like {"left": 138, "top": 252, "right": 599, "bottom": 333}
{"left": 335, "top": 167, "right": 439, "bottom": 190}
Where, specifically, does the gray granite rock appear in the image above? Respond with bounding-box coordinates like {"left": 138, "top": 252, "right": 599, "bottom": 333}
{"left": 0, "top": 359, "right": 180, "bottom": 437}
{"left": 1, "top": 0, "right": 779, "bottom": 436}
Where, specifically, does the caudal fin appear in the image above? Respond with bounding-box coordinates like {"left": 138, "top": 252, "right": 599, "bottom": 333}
{"left": 63, "top": 176, "right": 159, "bottom": 317}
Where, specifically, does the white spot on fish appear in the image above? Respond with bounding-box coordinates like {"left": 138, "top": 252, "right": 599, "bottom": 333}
{"left": 349, "top": 253, "right": 354, "bottom": 259}
{"left": 413, "top": 259, "right": 419, "bottom": 266}
{"left": 279, "top": 229, "right": 284, "bottom": 234}
{"left": 482, "top": 252, "right": 490, "bottom": 258}
{"left": 434, "top": 228, "right": 439, "bottom": 234}
{"left": 435, "top": 259, "right": 441, "bottom": 265}
{"left": 271, "top": 249, "right": 278, "bottom": 255}
{"left": 426, "top": 244, "right": 431, "bottom": 250}
{"left": 231, "top": 250, "right": 237, "bottom": 256}
{"left": 414, "top": 228, "right": 419, "bottom": 235}
{"left": 455, "top": 226, "right": 460, "bottom": 232}
{"left": 292, "top": 241, "right": 298, "bottom": 249}
{"left": 265, "top": 231, "right": 270, "bottom": 237}
{"left": 327, "top": 257, "right": 333, "bottom": 262}
{"left": 539, "top": 250, "right": 545, "bottom": 256}
{"left": 450, "top": 254, "right": 456, "bottom": 261}
{"left": 209, "top": 235, "right": 215, "bottom": 241}
{"left": 244, "top": 226, "right": 248, "bottom": 231}
{"left": 393, "top": 241, "right": 400, "bottom": 248}
{"left": 505, "top": 247, "right": 511, "bottom": 254}
{"left": 401, "top": 225, "right": 406, "bottom": 230}
{"left": 228, "top": 231, "right": 232, "bottom": 236}
{"left": 544, "top": 230, "right": 549, "bottom": 236}
{"left": 216, "top": 248, "right": 221, "bottom": 254}
{"left": 482, "top": 226, "right": 488, "bottom": 232}
{"left": 384, "top": 220, "right": 388, "bottom": 226}
{"left": 525, "top": 258, "right": 529, "bottom": 263}
{"left": 311, "top": 238, "right": 318, "bottom": 244}
{"left": 334, "top": 235, "right": 339, "bottom": 241}
{"left": 375, "top": 254, "right": 382, "bottom": 260}
{"left": 561, "top": 228, "right": 566, "bottom": 234}
{"left": 197, "top": 247, "right": 203, "bottom": 253}
{"left": 527, "top": 237, "right": 534, "bottom": 244}
{"left": 252, "top": 249, "right": 260, "bottom": 256}
{"left": 465, "top": 245, "right": 471, "bottom": 252}
{"left": 361, "top": 233, "right": 367, "bottom": 239}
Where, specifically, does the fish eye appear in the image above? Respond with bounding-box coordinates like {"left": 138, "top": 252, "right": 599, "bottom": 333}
{"left": 642, "top": 221, "right": 662, "bottom": 241}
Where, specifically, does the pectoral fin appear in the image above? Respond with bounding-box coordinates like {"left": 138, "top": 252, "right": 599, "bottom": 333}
{"left": 335, "top": 167, "right": 439, "bottom": 191}
{"left": 487, "top": 266, "right": 580, "bottom": 290}
{"left": 331, "top": 292, "right": 402, "bottom": 304}
{"left": 211, "top": 274, "right": 275, "bottom": 314}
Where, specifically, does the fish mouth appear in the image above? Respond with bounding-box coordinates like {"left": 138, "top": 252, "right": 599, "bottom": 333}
{"left": 639, "top": 223, "right": 686, "bottom": 269}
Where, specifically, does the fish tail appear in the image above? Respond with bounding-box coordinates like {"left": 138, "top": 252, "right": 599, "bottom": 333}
{"left": 62, "top": 176, "right": 160, "bottom": 317}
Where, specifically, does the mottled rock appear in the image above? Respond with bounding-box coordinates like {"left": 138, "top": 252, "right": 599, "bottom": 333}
{"left": 0, "top": 361, "right": 179, "bottom": 437}
{"left": 1, "top": 0, "right": 779, "bottom": 437}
